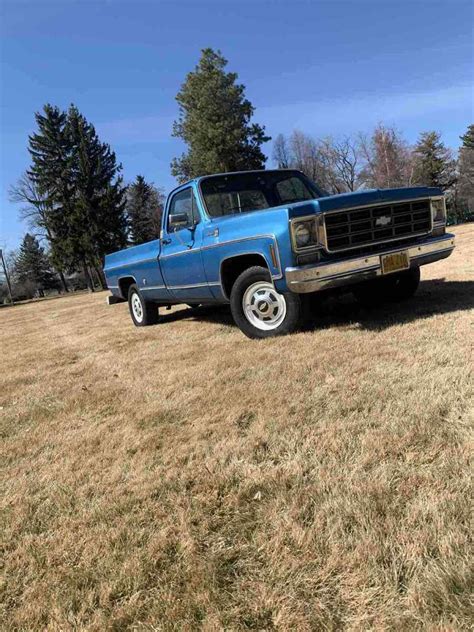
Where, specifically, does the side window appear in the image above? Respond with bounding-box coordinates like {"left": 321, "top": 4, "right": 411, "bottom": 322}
{"left": 167, "top": 188, "right": 200, "bottom": 232}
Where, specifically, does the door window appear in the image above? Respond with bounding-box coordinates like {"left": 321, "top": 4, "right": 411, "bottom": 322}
{"left": 168, "top": 188, "right": 200, "bottom": 232}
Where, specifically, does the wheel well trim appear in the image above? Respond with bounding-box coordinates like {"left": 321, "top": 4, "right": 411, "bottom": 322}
{"left": 117, "top": 275, "right": 137, "bottom": 298}
{"left": 219, "top": 251, "right": 278, "bottom": 300}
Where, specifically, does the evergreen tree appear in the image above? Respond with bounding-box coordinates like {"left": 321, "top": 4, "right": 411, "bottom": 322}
{"left": 171, "top": 48, "right": 270, "bottom": 182}
{"left": 27, "top": 105, "right": 73, "bottom": 274}
{"left": 126, "top": 175, "right": 164, "bottom": 245}
{"left": 67, "top": 105, "right": 127, "bottom": 286}
{"left": 27, "top": 104, "right": 127, "bottom": 289}
{"left": 460, "top": 124, "right": 474, "bottom": 149}
{"left": 412, "top": 131, "right": 456, "bottom": 190}
{"left": 14, "top": 233, "right": 59, "bottom": 297}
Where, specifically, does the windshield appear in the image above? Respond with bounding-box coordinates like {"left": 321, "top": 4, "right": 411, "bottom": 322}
{"left": 200, "top": 170, "right": 323, "bottom": 218}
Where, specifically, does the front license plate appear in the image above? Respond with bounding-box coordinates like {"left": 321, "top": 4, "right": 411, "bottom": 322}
{"left": 381, "top": 251, "right": 410, "bottom": 275}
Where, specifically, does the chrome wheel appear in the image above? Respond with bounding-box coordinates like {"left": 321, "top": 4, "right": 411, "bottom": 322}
{"left": 131, "top": 292, "right": 144, "bottom": 323}
{"left": 242, "top": 281, "right": 287, "bottom": 331}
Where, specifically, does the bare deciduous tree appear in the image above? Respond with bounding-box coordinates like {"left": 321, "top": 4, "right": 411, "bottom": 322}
{"left": 9, "top": 173, "right": 50, "bottom": 238}
{"left": 9, "top": 173, "right": 69, "bottom": 292}
{"left": 272, "top": 134, "right": 291, "bottom": 169}
{"left": 272, "top": 131, "right": 364, "bottom": 194}
{"left": 359, "top": 125, "right": 414, "bottom": 189}
{"left": 318, "top": 137, "right": 362, "bottom": 193}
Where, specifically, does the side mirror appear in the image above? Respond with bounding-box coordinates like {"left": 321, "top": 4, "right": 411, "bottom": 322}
{"left": 169, "top": 212, "right": 190, "bottom": 229}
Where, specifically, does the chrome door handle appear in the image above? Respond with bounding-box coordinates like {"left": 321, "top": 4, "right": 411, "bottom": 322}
{"left": 162, "top": 238, "right": 171, "bottom": 245}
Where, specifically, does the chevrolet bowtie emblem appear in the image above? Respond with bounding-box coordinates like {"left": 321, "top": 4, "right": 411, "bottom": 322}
{"left": 375, "top": 215, "right": 391, "bottom": 227}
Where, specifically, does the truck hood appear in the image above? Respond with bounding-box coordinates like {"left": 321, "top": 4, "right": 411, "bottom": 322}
{"left": 287, "top": 186, "right": 442, "bottom": 219}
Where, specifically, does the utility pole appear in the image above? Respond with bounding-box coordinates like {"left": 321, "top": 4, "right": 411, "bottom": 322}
{"left": 0, "top": 248, "right": 14, "bottom": 305}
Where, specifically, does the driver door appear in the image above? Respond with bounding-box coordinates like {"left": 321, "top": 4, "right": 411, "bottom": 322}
{"left": 160, "top": 186, "right": 213, "bottom": 301}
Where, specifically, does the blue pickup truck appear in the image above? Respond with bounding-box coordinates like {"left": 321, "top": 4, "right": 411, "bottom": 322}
{"left": 104, "top": 169, "right": 455, "bottom": 338}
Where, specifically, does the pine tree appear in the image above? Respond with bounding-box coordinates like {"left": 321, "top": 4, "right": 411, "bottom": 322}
{"left": 14, "top": 233, "right": 59, "bottom": 297}
{"left": 460, "top": 124, "right": 474, "bottom": 149}
{"left": 126, "top": 175, "right": 164, "bottom": 245}
{"left": 27, "top": 104, "right": 127, "bottom": 289}
{"left": 27, "top": 105, "right": 73, "bottom": 275}
{"left": 67, "top": 105, "right": 127, "bottom": 286}
{"left": 171, "top": 48, "right": 270, "bottom": 182}
{"left": 412, "top": 131, "right": 456, "bottom": 190}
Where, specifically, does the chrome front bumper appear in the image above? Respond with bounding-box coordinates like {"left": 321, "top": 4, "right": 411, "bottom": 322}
{"left": 285, "top": 234, "right": 455, "bottom": 294}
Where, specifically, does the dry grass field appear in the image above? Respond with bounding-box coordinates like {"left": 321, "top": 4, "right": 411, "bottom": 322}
{"left": 1, "top": 224, "right": 473, "bottom": 631}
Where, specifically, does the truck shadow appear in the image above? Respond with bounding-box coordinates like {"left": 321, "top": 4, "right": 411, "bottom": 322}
{"left": 159, "top": 279, "right": 474, "bottom": 333}
{"left": 302, "top": 278, "right": 474, "bottom": 332}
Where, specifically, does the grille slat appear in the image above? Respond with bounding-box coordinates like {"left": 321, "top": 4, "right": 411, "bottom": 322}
{"left": 324, "top": 199, "right": 431, "bottom": 252}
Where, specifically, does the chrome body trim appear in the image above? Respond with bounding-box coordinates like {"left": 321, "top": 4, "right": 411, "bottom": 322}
{"left": 113, "top": 275, "right": 138, "bottom": 298}
{"left": 166, "top": 282, "right": 221, "bottom": 290}
{"left": 208, "top": 235, "right": 283, "bottom": 280}
{"left": 159, "top": 233, "right": 282, "bottom": 266}
{"left": 140, "top": 285, "right": 166, "bottom": 291}
{"left": 111, "top": 235, "right": 282, "bottom": 299}
{"left": 285, "top": 234, "right": 455, "bottom": 294}
{"left": 218, "top": 249, "right": 282, "bottom": 300}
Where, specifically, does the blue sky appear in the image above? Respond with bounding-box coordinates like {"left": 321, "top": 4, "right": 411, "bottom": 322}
{"left": 1, "top": 0, "right": 472, "bottom": 249}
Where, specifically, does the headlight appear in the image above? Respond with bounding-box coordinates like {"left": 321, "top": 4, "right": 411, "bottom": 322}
{"left": 431, "top": 197, "right": 446, "bottom": 224}
{"left": 292, "top": 219, "right": 318, "bottom": 250}
{"left": 295, "top": 223, "right": 311, "bottom": 247}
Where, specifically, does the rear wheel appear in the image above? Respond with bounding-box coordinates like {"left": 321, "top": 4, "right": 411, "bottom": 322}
{"left": 128, "top": 284, "right": 159, "bottom": 326}
{"left": 230, "top": 266, "right": 302, "bottom": 338}
{"left": 353, "top": 267, "right": 421, "bottom": 307}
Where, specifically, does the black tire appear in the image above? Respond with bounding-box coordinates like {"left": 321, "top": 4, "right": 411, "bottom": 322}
{"left": 390, "top": 266, "right": 421, "bottom": 300}
{"left": 230, "top": 266, "right": 302, "bottom": 339}
{"left": 128, "top": 284, "right": 159, "bottom": 327}
{"left": 353, "top": 267, "right": 421, "bottom": 307}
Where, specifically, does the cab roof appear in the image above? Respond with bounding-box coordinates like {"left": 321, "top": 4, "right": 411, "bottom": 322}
{"left": 178, "top": 168, "right": 301, "bottom": 189}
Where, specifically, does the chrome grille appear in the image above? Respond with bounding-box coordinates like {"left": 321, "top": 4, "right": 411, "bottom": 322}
{"left": 323, "top": 199, "right": 432, "bottom": 252}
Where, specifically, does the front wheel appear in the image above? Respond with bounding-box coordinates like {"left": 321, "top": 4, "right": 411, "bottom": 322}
{"left": 128, "top": 284, "right": 159, "bottom": 326}
{"left": 230, "top": 266, "right": 302, "bottom": 339}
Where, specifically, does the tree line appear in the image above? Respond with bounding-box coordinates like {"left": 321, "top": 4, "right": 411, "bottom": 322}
{"left": 3, "top": 47, "right": 473, "bottom": 302}
{"left": 273, "top": 126, "right": 472, "bottom": 222}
